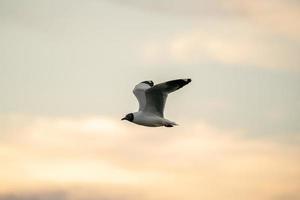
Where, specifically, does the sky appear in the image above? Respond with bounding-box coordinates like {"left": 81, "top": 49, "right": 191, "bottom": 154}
{"left": 0, "top": 0, "right": 300, "bottom": 200}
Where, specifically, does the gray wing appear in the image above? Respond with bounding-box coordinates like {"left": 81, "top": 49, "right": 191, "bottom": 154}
{"left": 144, "top": 79, "right": 192, "bottom": 117}
{"left": 133, "top": 80, "right": 154, "bottom": 111}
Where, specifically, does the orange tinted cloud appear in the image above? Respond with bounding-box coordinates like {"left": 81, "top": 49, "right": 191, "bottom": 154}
{"left": 0, "top": 114, "right": 299, "bottom": 200}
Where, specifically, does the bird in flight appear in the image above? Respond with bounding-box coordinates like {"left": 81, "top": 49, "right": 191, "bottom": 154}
{"left": 122, "top": 78, "right": 192, "bottom": 127}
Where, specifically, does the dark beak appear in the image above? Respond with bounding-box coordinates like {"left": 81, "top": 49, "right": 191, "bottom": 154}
{"left": 121, "top": 117, "right": 126, "bottom": 120}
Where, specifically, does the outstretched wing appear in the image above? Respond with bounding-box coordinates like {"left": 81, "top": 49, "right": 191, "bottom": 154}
{"left": 144, "top": 79, "right": 191, "bottom": 117}
{"left": 133, "top": 80, "right": 154, "bottom": 111}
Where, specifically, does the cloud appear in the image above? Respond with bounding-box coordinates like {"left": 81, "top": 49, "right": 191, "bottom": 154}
{"left": 108, "top": 0, "right": 300, "bottom": 69}
{"left": 111, "top": 0, "right": 300, "bottom": 40}
{"left": 0, "top": 114, "right": 300, "bottom": 200}
{"left": 141, "top": 25, "right": 300, "bottom": 69}
{"left": 230, "top": 0, "right": 300, "bottom": 41}
{"left": 0, "top": 191, "right": 66, "bottom": 200}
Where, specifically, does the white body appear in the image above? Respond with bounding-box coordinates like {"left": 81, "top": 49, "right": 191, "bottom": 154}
{"left": 133, "top": 111, "right": 177, "bottom": 127}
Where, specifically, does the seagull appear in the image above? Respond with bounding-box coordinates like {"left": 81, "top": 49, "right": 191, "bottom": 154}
{"left": 122, "top": 78, "right": 192, "bottom": 127}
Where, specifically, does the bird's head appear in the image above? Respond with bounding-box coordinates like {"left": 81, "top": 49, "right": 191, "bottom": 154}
{"left": 121, "top": 113, "right": 134, "bottom": 122}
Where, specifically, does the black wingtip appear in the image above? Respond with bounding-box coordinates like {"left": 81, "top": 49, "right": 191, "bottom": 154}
{"left": 182, "top": 78, "right": 191, "bottom": 85}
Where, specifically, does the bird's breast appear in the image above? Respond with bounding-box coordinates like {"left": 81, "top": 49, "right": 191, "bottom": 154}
{"left": 133, "top": 112, "right": 164, "bottom": 127}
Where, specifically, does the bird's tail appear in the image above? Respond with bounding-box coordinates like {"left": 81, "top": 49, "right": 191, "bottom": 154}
{"left": 164, "top": 120, "right": 178, "bottom": 127}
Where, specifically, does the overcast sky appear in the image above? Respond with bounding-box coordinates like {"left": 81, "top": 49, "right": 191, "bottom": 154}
{"left": 0, "top": 0, "right": 300, "bottom": 199}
